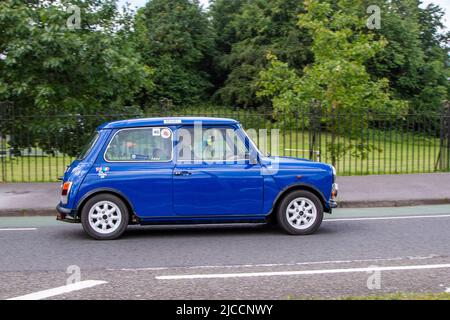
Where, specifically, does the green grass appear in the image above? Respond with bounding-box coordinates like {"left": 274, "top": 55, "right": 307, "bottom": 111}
{"left": 0, "top": 155, "right": 74, "bottom": 183}
{"left": 274, "top": 129, "right": 446, "bottom": 176}
{"left": 340, "top": 292, "right": 450, "bottom": 300}
{"left": 288, "top": 292, "right": 450, "bottom": 300}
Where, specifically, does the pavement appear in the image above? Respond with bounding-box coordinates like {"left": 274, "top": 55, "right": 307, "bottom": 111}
{"left": 0, "top": 173, "right": 450, "bottom": 216}
{"left": 0, "top": 205, "right": 449, "bottom": 299}
{"left": 337, "top": 173, "right": 450, "bottom": 207}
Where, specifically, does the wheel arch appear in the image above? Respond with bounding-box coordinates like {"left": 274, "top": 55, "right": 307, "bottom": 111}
{"left": 75, "top": 188, "right": 137, "bottom": 221}
{"left": 269, "top": 183, "right": 328, "bottom": 219}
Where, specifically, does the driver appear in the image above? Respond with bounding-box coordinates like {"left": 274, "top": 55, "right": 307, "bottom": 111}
{"left": 203, "top": 135, "right": 216, "bottom": 160}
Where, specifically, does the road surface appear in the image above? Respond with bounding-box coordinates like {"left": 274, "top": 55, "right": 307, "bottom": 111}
{"left": 0, "top": 205, "right": 449, "bottom": 300}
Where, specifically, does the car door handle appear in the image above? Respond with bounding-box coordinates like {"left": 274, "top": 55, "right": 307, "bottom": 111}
{"left": 174, "top": 171, "right": 192, "bottom": 176}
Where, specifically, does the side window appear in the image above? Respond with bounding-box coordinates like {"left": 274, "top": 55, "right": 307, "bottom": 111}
{"left": 202, "top": 128, "right": 226, "bottom": 161}
{"left": 177, "top": 127, "right": 248, "bottom": 163}
{"left": 225, "top": 128, "right": 247, "bottom": 160}
{"left": 105, "top": 127, "right": 173, "bottom": 162}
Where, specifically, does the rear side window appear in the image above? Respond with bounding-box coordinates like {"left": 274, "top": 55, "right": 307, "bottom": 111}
{"left": 104, "top": 127, "right": 173, "bottom": 162}
{"left": 77, "top": 132, "right": 99, "bottom": 160}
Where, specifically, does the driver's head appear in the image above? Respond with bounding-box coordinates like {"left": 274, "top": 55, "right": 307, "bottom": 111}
{"left": 206, "top": 135, "right": 215, "bottom": 146}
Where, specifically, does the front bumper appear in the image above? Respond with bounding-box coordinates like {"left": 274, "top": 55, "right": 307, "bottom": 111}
{"left": 330, "top": 199, "right": 338, "bottom": 209}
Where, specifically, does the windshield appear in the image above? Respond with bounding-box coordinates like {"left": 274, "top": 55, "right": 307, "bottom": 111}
{"left": 77, "top": 132, "right": 99, "bottom": 160}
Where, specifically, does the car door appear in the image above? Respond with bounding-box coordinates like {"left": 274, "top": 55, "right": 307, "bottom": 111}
{"left": 173, "top": 125, "right": 263, "bottom": 216}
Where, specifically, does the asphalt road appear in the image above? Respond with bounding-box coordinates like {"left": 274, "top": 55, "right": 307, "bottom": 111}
{"left": 0, "top": 205, "right": 449, "bottom": 300}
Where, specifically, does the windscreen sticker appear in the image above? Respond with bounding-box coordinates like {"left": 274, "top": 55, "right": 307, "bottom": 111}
{"left": 152, "top": 128, "right": 161, "bottom": 136}
{"left": 96, "top": 166, "right": 110, "bottom": 179}
{"left": 161, "top": 128, "right": 171, "bottom": 139}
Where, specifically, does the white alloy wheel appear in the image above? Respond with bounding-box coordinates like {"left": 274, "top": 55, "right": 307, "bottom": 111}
{"left": 285, "top": 197, "right": 317, "bottom": 230}
{"left": 88, "top": 201, "right": 123, "bottom": 235}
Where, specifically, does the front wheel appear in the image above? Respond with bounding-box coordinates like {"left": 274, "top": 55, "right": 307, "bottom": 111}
{"left": 277, "top": 190, "right": 323, "bottom": 235}
{"left": 81, "top": 194, "right": 129, "bottom": 240}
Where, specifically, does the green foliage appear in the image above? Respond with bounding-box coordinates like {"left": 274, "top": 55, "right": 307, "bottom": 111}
{"left": 134, "top": 0, "right": 214, "bottom": 106}
{"left": 258, "top": 0, "right": 407, "bottom": 164}
{"left": 365, "top": 0, "right": 449, "bottom": 118}
{"left": 0, "top": 0, "right": 153, "bottom": 155}
{"left": 210, "top": 0, "right": 312, "bottom": 108}
{"left": 0, "top": 0, "right": 449, "bottom": 163}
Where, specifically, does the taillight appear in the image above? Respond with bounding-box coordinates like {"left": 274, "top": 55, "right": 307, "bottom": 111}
{"left": 61, "top": 182, "right": 72, "bottom": 204}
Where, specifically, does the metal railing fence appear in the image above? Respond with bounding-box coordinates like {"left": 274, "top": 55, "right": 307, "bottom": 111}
{"left": 1, "top": 108, "right": 449, "bottom": 182}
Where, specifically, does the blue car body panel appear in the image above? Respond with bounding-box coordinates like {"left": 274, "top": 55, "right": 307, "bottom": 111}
{"left": 79, "top": 162, "right": 174, "bottom": 218}
{"left": 59, "top": 117, "right": 335, "bottom": 223}
{"left": 63, "top": 129, "right": 112, "bottom": 210}
{"left": 173, "top": 162, "right": 264, "bottom": 216}
{"left": 262, "top": 157, "right": 333, "bottom": 213}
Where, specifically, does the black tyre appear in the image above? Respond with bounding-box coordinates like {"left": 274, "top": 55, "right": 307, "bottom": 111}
{"left": 277, "top": 190, "right": 323, "bottom": 235}
{"left": 81, "top": 194, "right": 129, "bottom": 240}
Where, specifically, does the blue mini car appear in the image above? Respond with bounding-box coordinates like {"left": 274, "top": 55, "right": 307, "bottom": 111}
{"left": 56, "top": 117, "right": 338, "bottom": 240}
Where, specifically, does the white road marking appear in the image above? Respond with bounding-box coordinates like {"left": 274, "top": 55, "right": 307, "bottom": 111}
{"left": 325, "top": 214, "right": 450, "bottom": 222}
{"left": 7, "top": 280, "right": 107, "bottom": 300}
{"left": 156, "top": 263, "right": 450, "bottom": 280}
{"left": 112, "top": 257, "right": 404, "bottom": 272}
{"left": 110, "top": 267, "right": 170, "bottom": 272}
{"left": 0, "top": 228, "right": 37, "bottom": 231}
{"left": 110, "top": 255, "right": 441, "bottom": 272}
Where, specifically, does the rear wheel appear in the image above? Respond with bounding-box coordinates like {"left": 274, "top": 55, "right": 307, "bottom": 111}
{"left": 277, "top": 190, "right": 323, "bottom": 235}
{"left": 81, "top": 194, "right": 129, "bottom": 240}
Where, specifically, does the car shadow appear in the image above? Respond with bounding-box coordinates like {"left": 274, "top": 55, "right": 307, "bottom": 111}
{"left": 122, "top": 223, "right": 282, "bottom": 239}
{"left": 124, "top": 223, "right": 340, "bottom": 239}
{"left": 55, "top": 222, "right": 342, "bottom": 241}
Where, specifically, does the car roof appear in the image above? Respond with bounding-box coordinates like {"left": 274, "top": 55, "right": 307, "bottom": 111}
{"left": 98, "top": 117, "right": 240, "bottom": 130}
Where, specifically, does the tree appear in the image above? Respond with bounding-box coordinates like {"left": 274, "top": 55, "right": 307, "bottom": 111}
{"left": 134, "top": 0, "right": 214, "bottom": 107}
{"left": 0, "top": 0, "right": 154, "bottom": 156}
{"left": 209, "top": 0, "right": 246, "bottom": 92}
{"left": 413, "top": 2, "right": 449, "bottom": 117}
{"left": 211, "top": 0, "right": 312, "bottom": 108}
{"left": 258, "top": 0, "right": 406, "bottom": 166}
{"left": 365, "top": 0, "right": 449, "bottom": 119}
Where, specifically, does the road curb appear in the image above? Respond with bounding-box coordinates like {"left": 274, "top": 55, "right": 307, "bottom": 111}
{"left": 338, "top": 198, "right": 450, "bottom": 208}
{"left": 1, "top": 198, "right": 450, "bottom": 217}
{"left": 0, "top": 208, "right": 56, "bottom": 217}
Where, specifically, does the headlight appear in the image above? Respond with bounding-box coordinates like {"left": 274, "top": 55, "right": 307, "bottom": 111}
{"left": 332, "top": 183, "right": 338, "bottom": 198}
